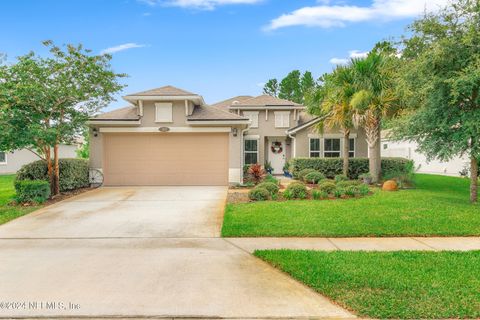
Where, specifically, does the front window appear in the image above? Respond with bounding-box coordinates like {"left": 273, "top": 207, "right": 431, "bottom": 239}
{"left": 243, "top": 111, "right": 259, "bottom": 128}
{"left": 349, "top": 138, "right": 355, "bottom": 157}
{"left": 0, "top": 152, "right": 6, "bottom": 164}
{"left": 309, "top": 138, "right": 321, "bottom": 158}
{"left": 244, "top": 139, "right": 258, "bottom": 165}
{"left": 324, "top": 138, "right": 341, "bottom": 158}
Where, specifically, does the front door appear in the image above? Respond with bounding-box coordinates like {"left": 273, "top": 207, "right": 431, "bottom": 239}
{"left": 268, "top": 138, "right": 286, "bottom": 174}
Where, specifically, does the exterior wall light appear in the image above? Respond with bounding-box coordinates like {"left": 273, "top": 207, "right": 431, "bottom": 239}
{"left": 232, "top": 128, "right": 238, "bottom": 137}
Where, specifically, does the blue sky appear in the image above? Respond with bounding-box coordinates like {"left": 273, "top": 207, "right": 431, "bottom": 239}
{"left": 0, "top": 0, "right": 447, "bottom": 110}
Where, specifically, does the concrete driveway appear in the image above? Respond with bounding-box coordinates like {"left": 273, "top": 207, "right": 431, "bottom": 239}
{"left": 0, "top": 187, "right": 353, "bottom": 319}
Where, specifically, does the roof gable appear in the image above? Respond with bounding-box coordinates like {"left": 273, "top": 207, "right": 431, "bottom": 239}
{"left": 126, "top": 85, "right": 196, "bottom": 97}
{"left": 211, "top": 95, "right": 253, "bottom": 110}
{"left": 235, "top": 95, "right": 302, "bottom": 107}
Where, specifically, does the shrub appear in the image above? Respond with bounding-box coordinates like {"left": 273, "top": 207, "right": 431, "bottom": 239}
{"left": 297, "top": 168, "right": 316, "bottom": 181}
{"left": 304, "top": 171, "right": 325, "bottom": 184}
{"left": 248, "top": 187, "right": 270, "bottom": 201}
{"left": 257, "top": 182, "right": 279, "bottom": 196}
{"left": 16, "top": 159, "right": 89, "bottom": 192}
{"left": 246, "top": 164, "right": 266, "bottom": 185}
{"left": 336, "top": 180, "right": 361, "bottom": 188}
{"left": 14, "top": 180, "right": 51, "bottom": 203}
{"left": 312, "top": 190, "right": 329, "bottom": 200}
{"left": 334, "top": 174, "right": 348, "bottom": 183}
{"left": 345, "top": 185, "right": 358, "bottom": 197}
{"left": 264, "top": 174, "right": 280, "bottom": 185}
{"left": 290, "top": 157, "right": 414, "bottom": 180}
{"left": 358, "top": 184, "right": 370, "bottom": 196}
{"left": 318, "top": 181, "right": 337, "bottom": 194}
{"left": 285, "top": 182, "right": 308, "bottom": 199}
{"left": 334, "top": 187, "right": 346, "bottom": 198}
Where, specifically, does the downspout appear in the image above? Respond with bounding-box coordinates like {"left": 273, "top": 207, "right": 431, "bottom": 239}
{"left": 287, "top": 131, "right": 296, "bottom": 158}
{"left": 240, "top": 123, "right": 251, "bottom": 183}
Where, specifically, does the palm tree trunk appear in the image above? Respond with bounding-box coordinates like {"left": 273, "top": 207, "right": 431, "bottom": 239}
{"left": 53, "top": 143, "right": 60, "bottom": 195}
{"left": 369, "top": 129, "right": 382, "bottom": 183}
{"left": 342, "top": 129, "right": 350, "bottom": 177}
{"left": 471, "top": 156, "right": 478, "bottom": 203}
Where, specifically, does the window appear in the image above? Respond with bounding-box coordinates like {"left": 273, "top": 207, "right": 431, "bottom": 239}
{"left": 349, "top": 138, "right": 355, "bottom": 157}
{"left": 243, "top": 111, "right": 259, "bottom": 128}
{"left": 324, "top": 139, "right": 341, "bottom": 158}
{"left": 309, "top": 138, "right": 321, "bottom": 158}
{"left": 155, "top": 102, "right": 173, "bottom": 122}
{"left": 244, "top": 139, "right": 258, "bottom": 165}
{"left": 383, "top": 143, "right": 388, "bottom": 150}
{"left": 274, "top": 111, "right": 290, "bottom": 128}
{"left": 0, "top": 152, "right": 5, "bottom": 164}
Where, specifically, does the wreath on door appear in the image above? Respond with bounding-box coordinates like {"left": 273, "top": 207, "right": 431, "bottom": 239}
{"left": 271, "top": 141, "right": 283, "bottom": 154}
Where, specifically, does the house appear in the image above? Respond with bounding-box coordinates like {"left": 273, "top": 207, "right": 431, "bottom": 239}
{"left": 381, "top": 132, "right": 468, "bottom": 176}
{"left": 87, "top": 85, "right": 368, "bottom": 186}
{"left": 0, "top": 145, "right": 79, "bottom": 174}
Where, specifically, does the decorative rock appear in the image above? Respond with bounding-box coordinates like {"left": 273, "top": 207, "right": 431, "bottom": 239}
{"left": 382, "top": 180, "right": 398, "bottom": 191}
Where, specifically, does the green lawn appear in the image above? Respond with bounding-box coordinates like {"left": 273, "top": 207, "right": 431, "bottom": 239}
{"left": 0, "top": 175, "right": 40, "bottom": 225}
{"left": 255, "top": 250, "right": 480, "bottom": 319}
{"left": 222, "top": 174, "right": 480, "bottom": 237}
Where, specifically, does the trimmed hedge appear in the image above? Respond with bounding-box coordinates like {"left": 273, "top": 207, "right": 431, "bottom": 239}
{"left": 14, "top": 180, "right": 51, "bottom": 203}
{"left": 257, "top": 182, "right": 279, "bottom": 195}
{"left": 290, "top": 157, "right": 413, "bottom": 180}
{"left": 249, "top": 187, "right": 270, "bottom": 201}
{"left": 16, "top": 158, "right": 89, "bottom": 192}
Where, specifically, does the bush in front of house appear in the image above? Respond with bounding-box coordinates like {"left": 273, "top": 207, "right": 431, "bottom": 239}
{"left": 297, "top": 168, "right": 316, "bottom": 181}
{"left": 16, "top": 159, "right": 89, "bottom": 192}
{"left": 312, "top": 189, "right": 329, "bottom": 200}
{"left": 245, "top": 163, "right": 266, "bottom": 185}
{"left": 14, "top": 180, "right": 51, "bottom": 203}
{"left": 334, "top": 174, "right": 349, "bottom": 183}
{"left": 248, "top": 187, "right": 270, "bottom": 201}
{"left": 264, "top": 174, "right": 280, "bottom": 185}
{"left": 290, "top": 157, "right": 414, "bottom": 180}
{"left": 304, "top": 171, "right": 326, "bottom": 184}
{"left": 284, "top": 182, "right": 308, "bottom": 200}
{"left": 257, "top": 182, "right": 279, "bottom": 196}
{"left": 318, "top": 181, "right": 337, "bottom": 194}
{"left": 336, "top": 180, "right": 361, "bottom": 188}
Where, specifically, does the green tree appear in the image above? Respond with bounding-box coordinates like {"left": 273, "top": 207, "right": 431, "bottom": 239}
{"left": 301, "top": 71, "right": 316, "bottom": 97}
{"left": 350, "top": 50, "right": 400, "bottom": 183}
{"left": 306, "top": 65, "right": 356, "bottom": 175}
{"left": 0, "top": 41, "right": 126, "bottom": 195}
{"left": 279, "top": 70, "right": 303, "bottom": 103}
{"left": 76, "top": 129, "right": 90, "bottom": 159}
{"left": 393, "top": 0, "right": 480, "bottom": 202}
{"left": 263, "top": 79, "right": 279, "bottom": 97}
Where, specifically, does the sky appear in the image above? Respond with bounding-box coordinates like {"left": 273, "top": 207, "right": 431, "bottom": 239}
{"left": 0, "top": 0, "right": 449, "bottom": 111}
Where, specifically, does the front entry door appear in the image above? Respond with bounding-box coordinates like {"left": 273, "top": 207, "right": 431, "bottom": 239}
{"left": 268, "top": 138, "right": 286, "bottom": 174}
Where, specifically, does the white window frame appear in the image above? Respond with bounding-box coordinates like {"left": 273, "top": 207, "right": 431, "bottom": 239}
{"left": 349, "top": 138, "right": 355, "bottom": 158}
{"left": 155, "top": 102, "right": 173, "bottom": 123}
{"left": 243, "top": 111, "right": 259, "bottom": 128}
{"left": 0, "top": 151, "right": 7, "bottom": 165}
{"left": 244, "top": 139, "right": 259, "bottom": 165}
{"left": 309, "top": 138, "right": 321, "bottom": 158}
{"left": 274, "top": 111, "right": 290, "bottom": 128}
{"left": 324, "top": 138, "right": 341, "bottom": 158}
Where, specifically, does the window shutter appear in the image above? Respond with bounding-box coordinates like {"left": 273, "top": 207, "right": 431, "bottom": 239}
{"left": 155, "top": 103, "right": 173, "bottom": 122}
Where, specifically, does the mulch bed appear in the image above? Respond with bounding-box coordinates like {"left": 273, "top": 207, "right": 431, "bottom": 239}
{"left": 15, "top": 187, "right": 95, "bottom": 208}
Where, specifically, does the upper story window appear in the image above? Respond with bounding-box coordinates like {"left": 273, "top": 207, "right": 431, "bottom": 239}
{"left": 309, "top": 138, "right": 321, "bottom": 158}
{"left": 155, "top": 102, "right": 173, "bottom": 123}
{"left": 0, "top": 151, "right": 6, "bottom": 164}
{"left": 274, "top": 111, "right": 290, "bottom": 128}
{"left": 243, "top": 111, "right": 259, "bottom": 128}
{"left": 324, "top": 138, "right": 341, "bottom": 158}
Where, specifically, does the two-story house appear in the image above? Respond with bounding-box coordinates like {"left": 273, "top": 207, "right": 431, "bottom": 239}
{"left": 88, "top": 85, "right": 368, "bottom": 186}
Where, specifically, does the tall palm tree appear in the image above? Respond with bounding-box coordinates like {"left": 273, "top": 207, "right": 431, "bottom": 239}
{"left": 306, "top": 65, "right": 356, "bottom": 176}
{"left": 350, "top": 52, "right": 399, "bottom": 183}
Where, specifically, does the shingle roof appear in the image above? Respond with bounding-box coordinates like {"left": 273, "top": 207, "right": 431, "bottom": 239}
{"left": 126, "top": 85, "right": 197, "bottom": 97}
{"left": 187, "top": 105, "right": 248, "bottom": 121}
{"left": 211, "top": 95, "right": 253, "bottom": 110}
{"left": 235, "top": 95, "right": 302, "bottom": 107}
{"left": 91, "top": 106, "right": 139, "bottom": 120}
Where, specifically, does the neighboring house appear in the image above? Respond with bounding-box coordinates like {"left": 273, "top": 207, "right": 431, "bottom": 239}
{"left": 381, "top": 132, "right": 468, "bottom": 176}
{"left": 0, "top": 145, "right": 79, "bottom": 175}
{"left": 87, "top": 85, "right": 368, "bottom": 186}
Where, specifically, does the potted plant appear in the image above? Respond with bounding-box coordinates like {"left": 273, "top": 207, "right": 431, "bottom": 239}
{"left": 359, "top": 173, "right": 373, "bottom": 185}
{"left": 264, "top": 161, "right": 273, "bottom": 174}
{"left": 283, "top": 161, "right": 292, "bottom": 178}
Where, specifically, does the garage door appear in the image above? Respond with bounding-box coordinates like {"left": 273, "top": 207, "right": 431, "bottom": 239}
{"left": 103, "top": 133, "right": 229, "bottom": 186}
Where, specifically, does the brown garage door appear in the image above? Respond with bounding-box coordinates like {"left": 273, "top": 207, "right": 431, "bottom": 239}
{"left": 103, "top": 133, "right": 229, "bottom": 186}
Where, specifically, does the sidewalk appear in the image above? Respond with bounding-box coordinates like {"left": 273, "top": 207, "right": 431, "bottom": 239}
{"left": 226, "top": 237, "right": 480, "bottom": 253}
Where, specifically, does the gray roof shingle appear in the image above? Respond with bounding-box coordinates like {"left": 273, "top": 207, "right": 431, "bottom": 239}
{"left": 126, "top": 85, "right": 197, "bottom": 97}
{"left": 187, "top": 105, "right": 248, "bottom": 121}
{"left": 91, "top": 106, "right": 139, "bottom": 120}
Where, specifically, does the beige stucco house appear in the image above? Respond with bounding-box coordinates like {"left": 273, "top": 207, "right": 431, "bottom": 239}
{"left": 88, "top": 85, "right": 367, "bottom": 186}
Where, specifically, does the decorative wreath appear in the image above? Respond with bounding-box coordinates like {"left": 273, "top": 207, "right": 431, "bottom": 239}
{"left": 271, "top": 141, "right": 283, "bottom": 154}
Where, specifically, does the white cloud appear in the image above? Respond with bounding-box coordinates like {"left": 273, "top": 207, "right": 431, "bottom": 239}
{"left": 265, "top": 0, "right": 449, "bottom": 30}
{"left": 138, "top": 0, "right": 262, "bottom": 10}
{"left": 329, "top": 57, "right": 349, "bottom": 65}
{"left": 100, "top": 43, "right": 147, "bottom": 55}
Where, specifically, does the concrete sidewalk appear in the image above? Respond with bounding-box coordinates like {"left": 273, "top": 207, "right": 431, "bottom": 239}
{"left": 227, "top": 237, "right": 480, "bottom": 253}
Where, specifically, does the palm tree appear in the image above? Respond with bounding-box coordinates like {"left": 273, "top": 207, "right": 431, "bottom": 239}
{"left": 306, "top": 65, "right": 356, "bottom": 176}
{"left": 350, "top": 52, "right": 399, "bottom": 183}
